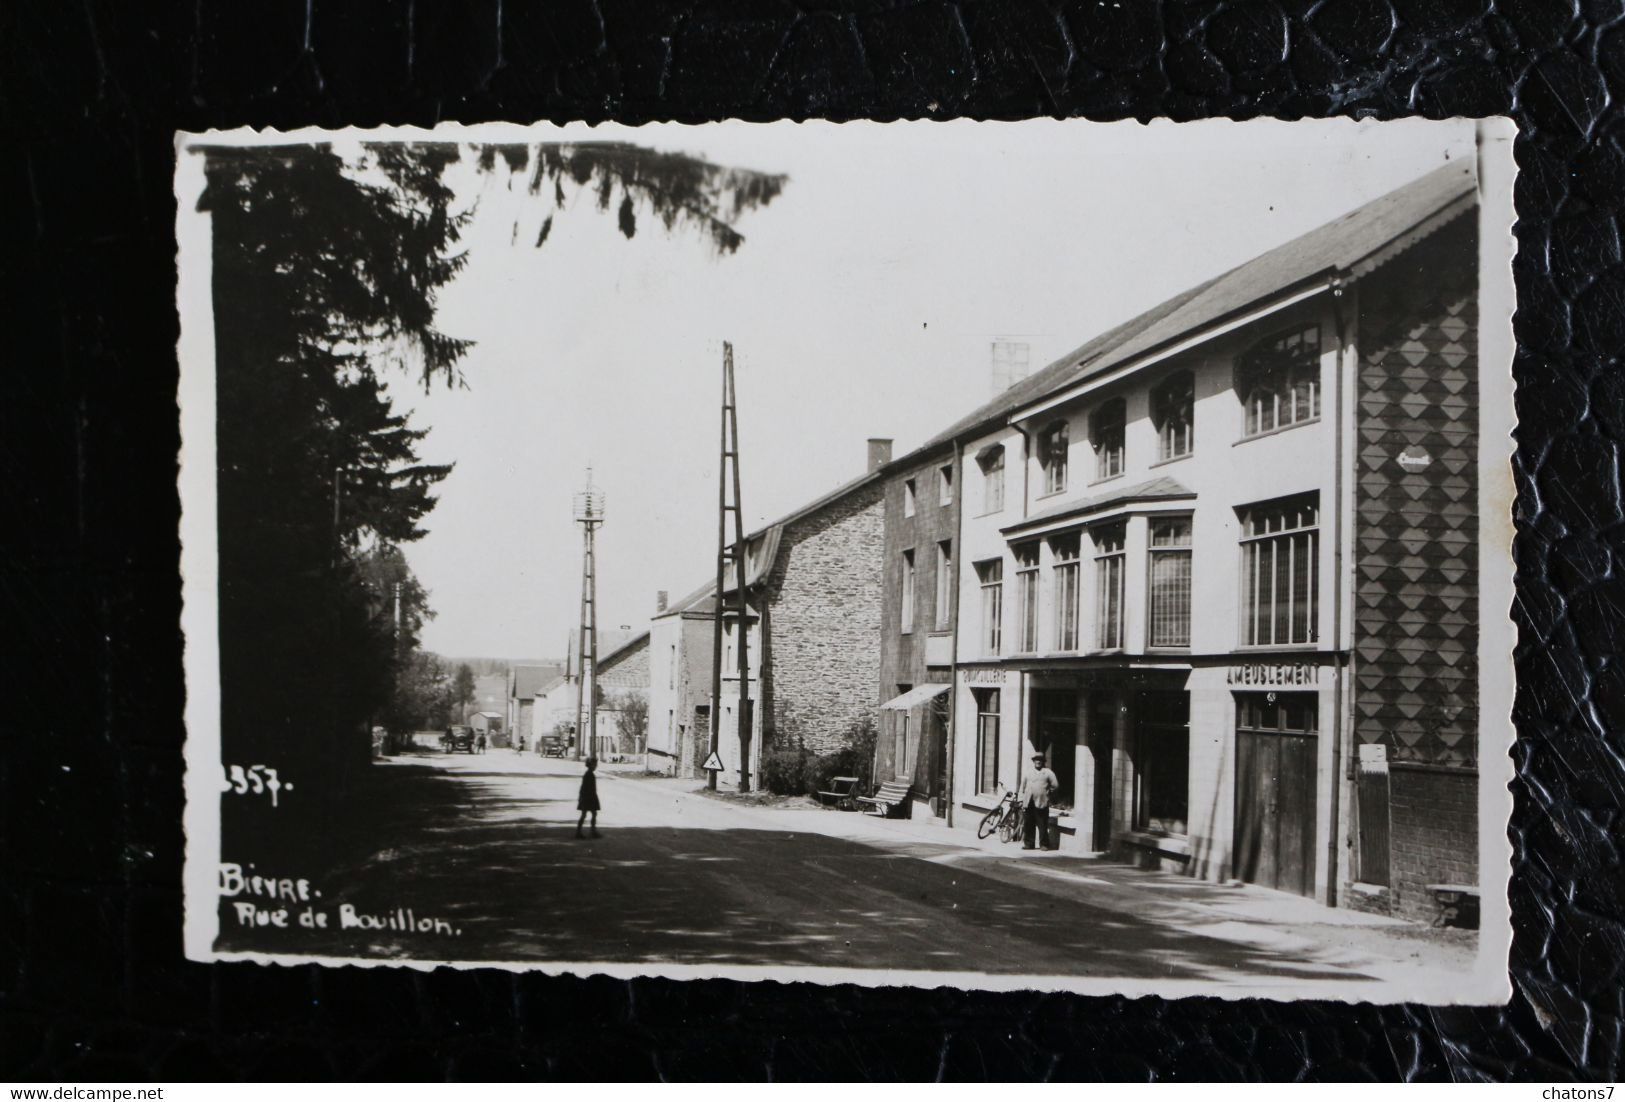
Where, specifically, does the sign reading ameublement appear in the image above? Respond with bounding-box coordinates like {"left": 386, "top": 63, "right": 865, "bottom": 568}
{"left": 1226, "top": 662, "right": 1321, "bottom": 687}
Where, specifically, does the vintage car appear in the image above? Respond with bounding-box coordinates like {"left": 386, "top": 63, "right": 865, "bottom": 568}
{"left": 441, "top": 725, "right": 475, "bottom": 753}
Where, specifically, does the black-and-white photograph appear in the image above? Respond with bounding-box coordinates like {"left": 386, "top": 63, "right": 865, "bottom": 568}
{"left": 177, "top": 118, "right": 1515, "bottom": 1001}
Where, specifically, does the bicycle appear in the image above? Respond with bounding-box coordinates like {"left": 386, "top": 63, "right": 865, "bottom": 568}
{"left": 976, "top": 789, "right": 1024, "bottom": 842}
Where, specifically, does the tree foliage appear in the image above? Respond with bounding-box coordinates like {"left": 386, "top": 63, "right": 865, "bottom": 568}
{"left": 613, "top": 691, "right": 650, "bottom": 755}
{"left": 201, "top": 140, "right": 787, "bottom": 778}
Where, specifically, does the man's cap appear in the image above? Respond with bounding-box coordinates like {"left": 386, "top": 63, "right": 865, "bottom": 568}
{"left": 1031, "top": 753, "right": 1045, "bottom": 761}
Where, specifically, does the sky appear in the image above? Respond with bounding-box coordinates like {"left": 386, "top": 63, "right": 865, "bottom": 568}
{"left": 391, "top": 118, "right": 1477, "bottom": 660}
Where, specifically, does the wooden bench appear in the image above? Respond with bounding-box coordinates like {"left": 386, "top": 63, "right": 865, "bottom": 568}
{"left": 815, "top": 776, "right": 862, "bottom": 811}
{"left": 856, "top": 781, "right": 912, "bottom": 819}
{"left": 1427, "top": 883, "right": 1480, "bottom": 928}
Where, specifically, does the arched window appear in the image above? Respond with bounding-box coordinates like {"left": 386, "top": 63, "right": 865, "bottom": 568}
{"left": 1038, "top": 421, "right": 1068, "bottom": 495}
{"left": 1237, "top": 326, "right": 1320, "bottom": 437}
{"left": 1150, "top": 371, "right": 1194, "bottom": 460}
{"left": 1090, "top": 398, "right": 1126, "bottom": 480}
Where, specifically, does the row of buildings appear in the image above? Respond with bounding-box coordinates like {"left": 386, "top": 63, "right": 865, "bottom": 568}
{"left": 552, "top": 163, "right": 1489, "bottom": 923}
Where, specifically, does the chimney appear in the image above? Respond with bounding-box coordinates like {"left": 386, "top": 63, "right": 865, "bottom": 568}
{"left": 867, "top": 437, "right": 893, "bottom": 472}
{"left": 656, "top": 590, "right": 669, "bottom": 613}
{"left": 991, "top": 339, "right": 1032, "bottom": 397}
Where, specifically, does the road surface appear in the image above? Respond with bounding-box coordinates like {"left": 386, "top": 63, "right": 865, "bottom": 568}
{"left": 216, "top": 750, "right": 1476, "bottom": 994}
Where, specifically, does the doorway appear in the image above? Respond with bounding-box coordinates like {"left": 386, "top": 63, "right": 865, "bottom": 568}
{"left": 1233, "top": 692, "right": 1319, "bottom": 897}
{"left": 1089, "top": 694, "right": 1116, "bottom": 848}
{"left": 1031, "top": 690, "right": 1077, "bottom": 809}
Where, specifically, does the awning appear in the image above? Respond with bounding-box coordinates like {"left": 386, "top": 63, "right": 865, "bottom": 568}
{"left": 881, "top": 682, "right": 952, "bottom": 711}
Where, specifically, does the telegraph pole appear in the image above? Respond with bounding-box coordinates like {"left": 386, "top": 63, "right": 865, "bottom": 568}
{"left": 572, "top": 468, "right": 605, "bottom": 762}
{"left": 709, "top": 342, "right": 753, "bottom": 792}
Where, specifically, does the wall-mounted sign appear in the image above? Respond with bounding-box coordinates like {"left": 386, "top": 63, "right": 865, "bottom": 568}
{"left": 962, "top": 667, "right": 1007, "bottom": 684}
{"left": 1397, "top": 448, "right": 1432, "bottom": 473}
{"left": 1226, "top": 662, "right": 1320, "bottom": 687}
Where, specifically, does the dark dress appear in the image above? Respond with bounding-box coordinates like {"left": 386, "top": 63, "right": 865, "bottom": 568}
{"left": 577, "top": 771, "right": 600, "bottom": 812}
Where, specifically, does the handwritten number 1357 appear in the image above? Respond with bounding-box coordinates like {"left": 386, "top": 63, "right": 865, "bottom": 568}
{"left": 220, "top": 764, "right": 287, "bottom": 808}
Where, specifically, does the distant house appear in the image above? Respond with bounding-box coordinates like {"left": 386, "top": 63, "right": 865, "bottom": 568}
{"left": 507, "top": 664, "right": 562, "bottom": 751}
{"left": 469, "top": 711, "right": 503, "bottom": 738}
{"left": 473, "top": 675, "right": 509, "bottom": 744}
{"left": 594, "top": 631, "right": 650, "bottom": 760}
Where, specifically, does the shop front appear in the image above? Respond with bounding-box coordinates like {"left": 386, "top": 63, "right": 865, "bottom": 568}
{"left": 878, "top": 681, "right": 951, "bottom": 816}
{"left": 952, "top": 658, "right": 1339, "bottom": 902}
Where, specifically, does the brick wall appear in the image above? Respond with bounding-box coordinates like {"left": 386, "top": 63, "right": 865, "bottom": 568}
{"left": 1387, "top": 764, "right": 1478, "bottom": 922}
{"left": 760, "top": 480, "right": 886, "bottom": 754}
{"left": 878, "top": 452, "right": 959, "bottom": 789}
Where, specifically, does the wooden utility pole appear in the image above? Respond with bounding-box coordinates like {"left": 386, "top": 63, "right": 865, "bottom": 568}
{"left": 709, "top": 343, "right": 753, "bottom": 792}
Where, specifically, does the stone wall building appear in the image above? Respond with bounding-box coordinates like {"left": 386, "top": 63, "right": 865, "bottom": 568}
{"left": 645, "top": 442, "right": 888, "bottom": 786}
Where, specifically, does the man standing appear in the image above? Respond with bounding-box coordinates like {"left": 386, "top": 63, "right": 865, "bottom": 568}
{"left": 1017, "top": 751, "right": 1059, "bottom": 851}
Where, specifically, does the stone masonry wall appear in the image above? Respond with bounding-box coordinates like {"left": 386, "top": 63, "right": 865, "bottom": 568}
{"left": 762, "top": 480, "right": 886, "bottom": 754}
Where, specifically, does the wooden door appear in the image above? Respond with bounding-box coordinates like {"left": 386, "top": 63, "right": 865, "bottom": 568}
{"left": 1234, "top": 694, "right": 1318, "bottom": 897}
{"left": 1090, "top": 698, "right": 1115, "bottom": 847}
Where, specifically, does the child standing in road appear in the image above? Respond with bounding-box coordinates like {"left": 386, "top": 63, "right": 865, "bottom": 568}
{"left": 576, "top": 758, "right": 601, "bottom": 839}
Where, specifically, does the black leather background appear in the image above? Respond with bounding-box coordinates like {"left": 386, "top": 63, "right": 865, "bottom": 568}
{"left": 3, "top": 0, "right": 1621, "bottom": 1082}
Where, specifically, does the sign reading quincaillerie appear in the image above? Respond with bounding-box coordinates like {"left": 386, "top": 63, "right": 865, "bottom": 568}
{"left": 962, "top": 668, "right": 1007, "bottom": 684}
{"left": 1226, "top": 662, "right": 1320, "bottom": 687}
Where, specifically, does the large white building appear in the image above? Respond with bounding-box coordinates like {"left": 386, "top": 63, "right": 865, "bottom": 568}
{"left": 916, "top": 163, "right": 1483, "bottom": 917}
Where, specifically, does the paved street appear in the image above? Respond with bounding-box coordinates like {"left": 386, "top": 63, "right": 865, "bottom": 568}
{"left": 218, "top": 749, "right": 1476, "bottom": 994}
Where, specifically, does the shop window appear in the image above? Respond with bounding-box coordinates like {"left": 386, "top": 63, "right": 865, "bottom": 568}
{"left": 903, "top": 478, "right": 917, "bottom": 517}
{"left": 976, "top": 558, "right": 1003, "bottom": 656}
{"left": 934, "top": 541, "right": 953, "bottom": 630}
{"left": 1090, "top": 398, "right": 1126, "bottom": 480}
{"left": 1148, "top": 516, "right": 1192, "bottom": 648}
{"left": 900, "top": 549, "right": 916, "bottom": 634}
{"left": 974, "top": 688, "right": 1001, "bottom": 794}
{"left": 1134, "top": 692, "right": 1190, "bottom": 836}
{"left": 1238, "top": 326, "right": 1320, "bottom": 437}
{"left": 1093, "top": 524, "right": 1125, "bottom": 650}
{"left": 938, "top": 464, "right": 954, "bottom": 506}
{"left": 1051, "top": 533, "right": 1081, "bottom": 651}
{"left": 1151, "top": 371, "right": 1194, "bottom": 460}
{"left": 1015, "top": 543, "right": 1041, "bottom": 653}
{"left": 978, "top": 445, "right": 1005, "bottom": 514}
{"left": 1038, "top": 421, "right": 1068, "bottom": 495}
{"left": 1239, "top": 494, "right": 1319, "bottom": 646}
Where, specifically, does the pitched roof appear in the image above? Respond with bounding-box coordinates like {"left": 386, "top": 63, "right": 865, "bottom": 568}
{"left": 1001, "top": 475, "right": 1195, "bottom": 535}
{"left": 919, "top": 162, "right": 1477, "bottom": 452}
{"left": 511, "top": 664, "right": 564, "bottom": 698}
{"left": 598, "top": 630, "right": 650, "bottom": 668}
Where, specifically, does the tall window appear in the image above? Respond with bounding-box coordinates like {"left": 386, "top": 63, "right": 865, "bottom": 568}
{"left": 1015, "top": 543, "right": 1040, "bottom": 652}
{"left": 1148, "top": 516, "right": 1192, "bottom": 648}
{"left": 1051, "top": 534, "right": 1081, "bottom": 651}
{"left": 934, "top": 541, "right": 953, "bottom": 630}
{"left": 977, "top": 559, "right": 1003, "bottom": 656}
{"left": 1240, "top": 495, "right": 1319, "bottom": 645}
{"left": 1039, "top": 421, "right": 1068, "bottom": 495}
{"left": 979, "top": 445, "right": 1005, "bottom": 513}
{"left": 1093, "top": 524, "right": 1126, "bottom": 650}
{"left": 1091, "top": 399, "right": 1126, "bottom": 480}
{"left": 894, "top": 685, "right": 911, "bottom": 780}
{"left": 974, "top": 689, "right": 1001, "bottom": 794}
{"left": 938, "top": 464, "right": 954, "bottom": 506}
{"left": 1239, "top": 326, "right": 1320, "bottom": 437}
{"left": 1134, "top": 692, "right": 1190, "bottom": 836}
{"left": 667, "top": 644, "right": 677, "bottom": 689}
{"left": 1151, "top": 371, "right": 1194, "bottom": 460}
{"left": 900, "top": 549, "right": 916, "bottom": 634}
{"left": 903, "top": 478, "right": 917, "bottom": 517}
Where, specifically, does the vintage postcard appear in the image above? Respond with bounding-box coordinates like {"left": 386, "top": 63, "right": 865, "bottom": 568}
{"left": 178, "top": 118, "right": 1516, "bottom": 1001}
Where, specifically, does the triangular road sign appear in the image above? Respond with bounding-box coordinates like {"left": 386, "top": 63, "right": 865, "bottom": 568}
{"left": 702, "top": 751, "right": 725, "bottom": 772}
